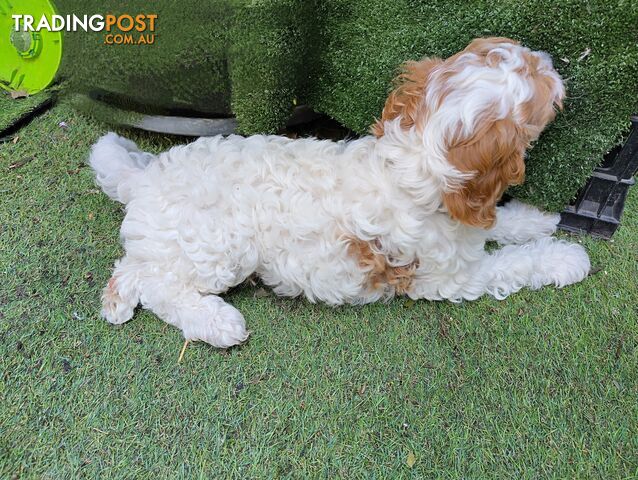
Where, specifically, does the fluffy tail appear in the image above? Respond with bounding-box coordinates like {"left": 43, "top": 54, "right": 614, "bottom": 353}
{"left": 89, "top": 132, "right": 154, "bottom": 203}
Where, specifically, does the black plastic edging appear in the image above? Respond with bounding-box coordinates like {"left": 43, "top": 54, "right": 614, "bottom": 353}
{"left": 558, "top": 114, "right": 638, "bottom": 239}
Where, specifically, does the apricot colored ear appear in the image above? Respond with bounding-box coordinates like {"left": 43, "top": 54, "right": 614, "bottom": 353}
{"left": 442, "top": 118, "right": 526, "bottom": 228}
{"left": 372, "top": 57, "right": 442, "bottom": 136}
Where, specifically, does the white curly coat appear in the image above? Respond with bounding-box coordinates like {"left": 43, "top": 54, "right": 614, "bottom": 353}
{"left": 90, "top": 39, "right": 590, "bottom": 347}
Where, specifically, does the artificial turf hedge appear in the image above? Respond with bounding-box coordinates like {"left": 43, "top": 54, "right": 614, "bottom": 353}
{"left": 56, "top": 0, "right": 638, "bottom": 211}
{"left": 56, "top": 0, "right": 234, "bottom": 116}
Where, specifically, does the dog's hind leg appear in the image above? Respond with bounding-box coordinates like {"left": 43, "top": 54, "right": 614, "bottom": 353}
{"left": 135, "top": 272, "right": 249, "bottom": 348}
{"left": 101, "top": 255, "right": 142, "bottom": 325}
{"left": 101, "top": 254, "right": 249, "bottom": 348}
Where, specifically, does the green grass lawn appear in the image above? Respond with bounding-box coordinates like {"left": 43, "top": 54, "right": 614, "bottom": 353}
{"left": 1, "top": 101, "right": 637, "bottom": 479}
{"left": 0, "top": 93, "right": 52, "bottom": 134}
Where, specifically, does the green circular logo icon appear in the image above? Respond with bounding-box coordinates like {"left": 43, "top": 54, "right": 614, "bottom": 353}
{"left": 0, "top": 0, "right": 63, "bottom": 93}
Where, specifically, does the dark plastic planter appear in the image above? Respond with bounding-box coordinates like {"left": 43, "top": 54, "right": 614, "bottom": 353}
{"left": 559, "top": 115, "right": 638, "bottom": 239}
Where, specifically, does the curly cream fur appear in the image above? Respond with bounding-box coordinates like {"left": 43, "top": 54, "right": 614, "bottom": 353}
{"left": 90, "top": 38, "right": 589, "bottom": 348}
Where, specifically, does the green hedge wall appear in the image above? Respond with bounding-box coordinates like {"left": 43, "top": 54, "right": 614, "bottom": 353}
{"left": 228, "top": 0, "right": 321, "bottom": 133}
{"left": 58, "top": 0, "right": 638, "bottom": 210}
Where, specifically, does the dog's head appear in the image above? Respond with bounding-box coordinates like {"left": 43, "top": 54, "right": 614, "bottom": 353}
{"left": 373, "top": 37, "right": 565, "bottom": 228}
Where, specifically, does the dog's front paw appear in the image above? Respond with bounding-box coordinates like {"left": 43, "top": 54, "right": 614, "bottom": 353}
{"left": 181, "top": 296, "right": 249, "bottom": 348}
{"left": 494, "top": 200, "right": 560, "bottom": 244}
{"left": 531, "top": 238, "right": 591, "bottom": 289}
{"left": 551, "top": 241, "right": 591, "bottom": 287}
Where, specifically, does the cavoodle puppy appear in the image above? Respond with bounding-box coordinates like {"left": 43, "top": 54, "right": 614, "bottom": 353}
{"left": 90, "top": 37, "right": 590, "bottom": 348}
